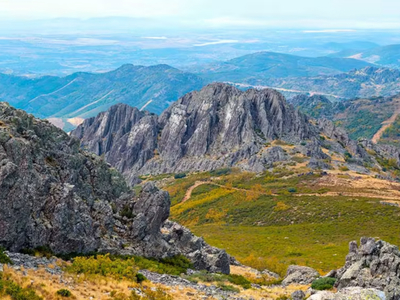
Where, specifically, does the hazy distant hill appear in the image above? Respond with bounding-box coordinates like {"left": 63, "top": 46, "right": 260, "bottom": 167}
{"left": 193, "top": 51, "right": 373, "bottom": 83}
{"left": 331, "top": 44, "right": 400, "bottom": 68}
{"left": 0, "top": 64, "right": 204, "bottom": 130}
{"left": 264, "top": 67, "right": 400, "bottom": 99}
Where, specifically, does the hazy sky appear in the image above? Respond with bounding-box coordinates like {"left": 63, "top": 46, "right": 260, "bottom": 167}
{"left": 1, "top": 0, "right": 400, "bottom": 29}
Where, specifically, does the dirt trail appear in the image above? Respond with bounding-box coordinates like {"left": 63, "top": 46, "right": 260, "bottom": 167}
{"left": 182, "top": 181, "right": 268, "bottom": 202}
{"left": 182, "top": 179, "right": 400, "bottom": 203}
{"left": 182, "top": 181, "right": 210, "bottom": 202}
{"left": 372, "top": 106, "right": 400, "bottom": 143}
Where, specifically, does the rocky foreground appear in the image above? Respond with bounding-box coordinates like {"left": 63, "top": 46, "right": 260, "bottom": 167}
{"left": 0, "top": 102, "right": 229, "bottom": 274}
{"left": 1, "top": 237, "right": 400, "bottom": 299}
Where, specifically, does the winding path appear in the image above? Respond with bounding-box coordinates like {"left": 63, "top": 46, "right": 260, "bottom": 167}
{"left": 372, "top": 106, "right": 400, "bottom": 144}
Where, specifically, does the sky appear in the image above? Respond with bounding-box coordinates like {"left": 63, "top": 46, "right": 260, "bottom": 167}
{"left": 1, "top": 0, "right": 400, "bottom": 29}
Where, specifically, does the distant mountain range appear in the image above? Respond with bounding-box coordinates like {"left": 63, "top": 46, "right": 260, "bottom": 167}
{"left": 261, "top": 67, "right": 400, "bottom": 99}
{"left": 330, "top": 44, "right": 400, "bottom": 69}
{"left": 192, "top": 51, "right": 373, "bottom": 83}
{"left": 2, "top": 50, "right": 400, "bottom": 132}
{"left": 0, "top": 64, "right": 204, "bottom": 130}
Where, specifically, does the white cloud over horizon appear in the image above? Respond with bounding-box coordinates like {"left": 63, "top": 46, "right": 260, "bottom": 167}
{"left": 0, "top": 0, "right": 400, "bottom": 29}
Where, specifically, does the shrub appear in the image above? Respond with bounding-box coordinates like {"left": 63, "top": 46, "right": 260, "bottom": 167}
{"left": 56, "top": 289, "right": 72, "bottom": 297}
{"left": 217, "top": 283, "right": 240, "bottom": 293}
{"left": 65, "top": 254, "right": 138, "bottom": 281}
{"left": 21, "top": 246, "right": 53, "bottom": 259}
{"left": 174, "top": 173, "right": 187, "bottom": 179}
{"left": 120, "top": 205, "right": 134, "bottom": 219}
{"left": 311, "top": 277, "right": 336, "bottom": 290}
{"left": 0, "top": 247, "right": 12, "bottom": 264}
{"left": 344, "top": 151, "right": 352, "bottom": 160}
{"left": 135, "top": 273, "right": 146, "bottom": 283}
{"left": 0, "top": 278, "right": 42, "bottom": 300}
{"left": 159, "top": 255, "right": 193, "bottom": 271}
{"left": 287, "top": 187, "right": 297, "bottom": 193}
{"left": 226, "top": 274, "right": 251, "bottom": 289}
{"left": 210, "top": 168, "right": 231, "bottom": 176}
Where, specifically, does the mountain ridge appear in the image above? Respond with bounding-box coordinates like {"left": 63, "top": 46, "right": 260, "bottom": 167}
{"left": 72, "top": 83, "right": 400, "bottom": 186}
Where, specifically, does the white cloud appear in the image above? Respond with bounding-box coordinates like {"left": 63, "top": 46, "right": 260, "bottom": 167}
{"left": 303, "top": 29, "right": 357, "bottom": 33}
{"left": 194, "top": 39, "right": 239, "bottom": 47}
{"left": 0, "top": 0, "right": 400, "bottom": 29}
{"left": 142, "top": 37, "right": 168, "bottom": 40}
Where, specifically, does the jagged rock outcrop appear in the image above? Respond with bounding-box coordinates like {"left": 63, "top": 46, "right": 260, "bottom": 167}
{"left": 332, "top": 237, "right": 400, "bottom": 300}
{"left": 72, "top": 83, "right": 319, "bottom": 184}
{"left": 0, "top": 102, "right": 230, "bottom": 274}
{"left": 72, "top": 83, "right": 400, "bottom": 184}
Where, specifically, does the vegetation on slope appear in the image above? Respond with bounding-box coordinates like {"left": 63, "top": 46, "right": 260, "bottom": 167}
{"left": 164, "top": 168, "right": 400, "bottom": 276}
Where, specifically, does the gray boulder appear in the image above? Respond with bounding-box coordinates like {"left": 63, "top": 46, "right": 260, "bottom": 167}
{"left": 308, "top": 287, "right": 385, "bottom": 300}
{"left": 292, "top": 290, "right": 306, "bottom": 300}
{"left": 282, "top": 265, "right": 320, "bottom": 286}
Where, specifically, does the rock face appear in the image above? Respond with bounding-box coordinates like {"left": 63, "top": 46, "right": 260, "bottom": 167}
{"left": 333, "top": 237, "right": 400, "bottom": 300}
{"left": 0, "top": 102, "right": 230, "bottom": 274}
{"left": 282, "top": 265, "right": 320, "bottom": 286}
{"left": 72, "top": 83, "right": 318, "bottom": 184}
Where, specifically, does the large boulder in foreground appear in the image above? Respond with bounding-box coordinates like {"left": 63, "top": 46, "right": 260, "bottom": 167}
{"left": 282, "top": 265, "right": 320, "bottom": 286}
{"left": 309, "top": 287, "right": 385, "bottom": 300}
{"left": 333, "top": 237, "right": 400, "bottom": 300}
{"left": 0, "top": 102, "right": 229, "bottom": 274}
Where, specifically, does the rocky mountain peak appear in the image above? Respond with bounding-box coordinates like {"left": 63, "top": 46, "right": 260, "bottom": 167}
{"left": 72, "top": 83, "right": 316, "bottom": 183}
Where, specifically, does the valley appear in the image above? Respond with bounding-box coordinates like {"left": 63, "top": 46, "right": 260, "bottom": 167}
{"left": 159, "top": 166, "right": 400, "bottom": 276}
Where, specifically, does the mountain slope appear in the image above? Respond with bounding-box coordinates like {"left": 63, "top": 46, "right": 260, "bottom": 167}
{"left": 0, "top": 101, "right": 230, "bottom": 273}
{"left": 290, "top": 93, "right": 400, "bottom": 141}
{"left": 0, "top": 64, "right": 205, "bottom": 129}
{"left": 193, "top": 51, "right": 373, "bottom": 83}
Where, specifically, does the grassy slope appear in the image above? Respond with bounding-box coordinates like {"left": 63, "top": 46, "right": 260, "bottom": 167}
{"left": 165, "top": 170, "right": 400, "bottom": 276}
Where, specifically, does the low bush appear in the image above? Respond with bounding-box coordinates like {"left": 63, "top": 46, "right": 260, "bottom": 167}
{"left": 65, "top": 254, "right": 138, "bottom": 281}
{"left": 174, "top": 173, "right": 187, "bottom": 179}
{"left": 210, "top": 168, "right": 231, "bottom": 176}
{"left": 185, "top": 271, "right": 251, "bottom": 289}
{"left": 21, "top": 246, "right": 53, "bottom": 259}
{"left": 0, "top": 273, "right": 42, "bottom": 300}
{"left": 135, "top": 273, "right": 146, "bottom": 283}
{"left": 0, "top": 247, "right": 12, "bottom": 264}
{"left": 217, "top": 283, "right": 240, "bottom": 293}
{"left": 56, "top": 289, "right": 72, "bottom": 297}
{"left": 311, "top": 277, "right": 336, "bottom": 290}
{"left": 226, "top": 274, "right": 251, "bottom": 289}
{"left": 64, "top": 253, "right": 192, "bottom": 278}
